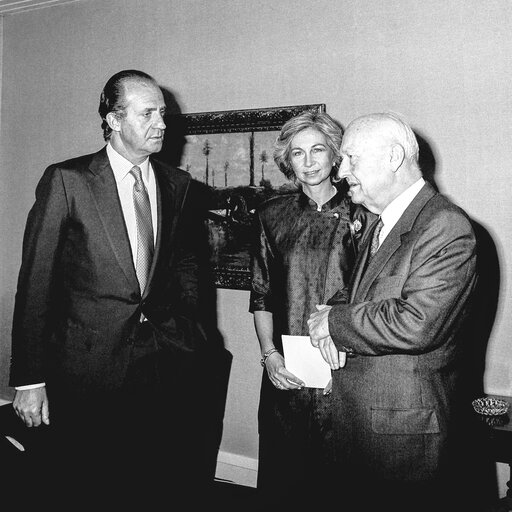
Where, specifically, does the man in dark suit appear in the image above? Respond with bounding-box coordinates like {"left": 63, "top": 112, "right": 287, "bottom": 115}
{"left": 9, "top": 70, "right": 208, "bottom": 505}
{"left": 308, "top": 112, "right": 478, "bottom": 511}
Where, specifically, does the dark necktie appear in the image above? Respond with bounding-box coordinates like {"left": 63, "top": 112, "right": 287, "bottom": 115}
{"left": 369, "top": 217, "right": 384, "bottom": 258}
{"left": 130, "top": 165, "right": 154, "bottom": 293}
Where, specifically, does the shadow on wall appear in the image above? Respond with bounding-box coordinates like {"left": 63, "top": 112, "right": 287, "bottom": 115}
{"left": 158, "top": 86, "right": 234, "bottom": 481}
{"left": 415, "top": 129, "right": 500, "bottom": 400}
{"left": 1, "top": 276, "right": 16, "bottom": 401}
{"left": 416, "top": 129, "right": 502, "bottom": 506}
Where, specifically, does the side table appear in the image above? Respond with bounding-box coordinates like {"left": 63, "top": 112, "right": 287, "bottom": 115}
{"left": 485, "top": 395, "right": 512, "bottom": 511}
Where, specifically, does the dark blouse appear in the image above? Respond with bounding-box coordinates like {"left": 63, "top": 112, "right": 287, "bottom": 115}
{"left": 250, "top": 188, "right": 371, "bottom": 349}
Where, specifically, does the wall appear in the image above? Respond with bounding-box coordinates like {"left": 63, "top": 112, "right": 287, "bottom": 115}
{"left": 0, "top": 0, "right": 511, "bottom": 490}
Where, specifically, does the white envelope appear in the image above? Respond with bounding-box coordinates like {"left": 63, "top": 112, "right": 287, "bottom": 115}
{"left": 282, "top": 335, "right": 331, "bottom": 388}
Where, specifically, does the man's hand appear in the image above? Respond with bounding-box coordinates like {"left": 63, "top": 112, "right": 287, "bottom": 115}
{"left": 308, "top": 304, "right": 332, "bottom": 346}
{"left": 317, "top": 335, "right": 347, "bottom": 370}
{"left": 308, "top": 305, "right": 346, "bottom": 370}
{"left": 13, "top": 387, "right": 50, "bottom": 427}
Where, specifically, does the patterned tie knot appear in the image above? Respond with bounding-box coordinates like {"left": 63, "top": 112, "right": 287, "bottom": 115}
{"left": 369, "top": 217, "right": 384, "bottom": 258}
{"left": 130, "top": 165, "right": 143, "bottom": 186}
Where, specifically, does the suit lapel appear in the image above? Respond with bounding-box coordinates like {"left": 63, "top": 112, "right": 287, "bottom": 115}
{"left": 349, "top": 218, "right": 379, "bottom": 301}
{"left": 143, "top": 159, "right": 179, "bottom": 298}
{"left": 86, "top": 148, "right": 139, "bottom": 291}
{"left": 350, "top": 183, "right": 437, "bottom": 302}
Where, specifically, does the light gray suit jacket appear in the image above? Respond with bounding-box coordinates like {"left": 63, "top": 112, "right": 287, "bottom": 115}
{"left": 328, "top": 182, "right": 477, "bottom": 481}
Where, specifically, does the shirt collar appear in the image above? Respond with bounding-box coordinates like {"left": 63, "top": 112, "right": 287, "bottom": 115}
{"left": 106, "top": 143, "right": 151, "bottom": 183}
{"left": 381, "top": 178, "right": 425, "bottom": 229}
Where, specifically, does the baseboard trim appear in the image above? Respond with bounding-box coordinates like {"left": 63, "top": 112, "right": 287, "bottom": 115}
{"left": 215, "top": 450, "right": 258, "bottom": 488}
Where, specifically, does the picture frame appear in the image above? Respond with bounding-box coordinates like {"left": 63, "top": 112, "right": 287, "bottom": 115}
{"left": 176, "top": 103, "right": 326, "bottom": 290}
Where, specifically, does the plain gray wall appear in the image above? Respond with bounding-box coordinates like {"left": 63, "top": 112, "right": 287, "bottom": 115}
{"left": 1, "top": 1, "right": 511, "bottom": 482}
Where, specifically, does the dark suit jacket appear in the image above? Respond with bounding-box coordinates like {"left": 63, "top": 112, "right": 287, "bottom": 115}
{"left": 9, "top": 147, "right": 205, "bottom": 393}
{"left": 328, "top": 182, "right": 477, "bottom": 481}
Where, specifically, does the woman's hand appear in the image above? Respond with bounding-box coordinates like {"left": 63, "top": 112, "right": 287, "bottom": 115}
{"left": 264, "top": 351, "right": 305, "bottom": 391}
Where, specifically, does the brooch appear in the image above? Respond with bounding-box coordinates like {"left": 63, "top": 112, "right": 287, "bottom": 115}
{"left": 350, "top": 219, "right": 362, "bottom": 234}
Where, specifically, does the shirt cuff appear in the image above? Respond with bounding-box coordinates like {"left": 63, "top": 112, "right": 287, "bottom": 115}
{"left": 15, "top": 383, "right": 45, "bottom": 390}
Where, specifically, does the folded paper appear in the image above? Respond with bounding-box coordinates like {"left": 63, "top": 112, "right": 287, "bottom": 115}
{"left": 282, "top": 335, "right": 331, "bottom": 388}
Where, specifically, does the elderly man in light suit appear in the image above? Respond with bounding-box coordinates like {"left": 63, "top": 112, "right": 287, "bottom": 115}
{"left": 308, "top": 112, "right": 478, "bottom": 511}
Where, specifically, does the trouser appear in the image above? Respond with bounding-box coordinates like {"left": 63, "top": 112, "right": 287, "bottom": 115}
{"left": 39, "top": 344, "right": 209, "bottom": 506}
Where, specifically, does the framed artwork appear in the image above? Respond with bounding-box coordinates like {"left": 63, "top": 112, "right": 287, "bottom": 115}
{"left": 175, "top": 103, "right": 326, "bottom": 290}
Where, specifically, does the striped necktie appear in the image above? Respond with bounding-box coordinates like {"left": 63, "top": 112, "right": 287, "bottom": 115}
{"left": 130, "top": 165, "right": 154, "bottom": 293}
{"left": 369, "top": 217, "right": 384, "bottom": 258}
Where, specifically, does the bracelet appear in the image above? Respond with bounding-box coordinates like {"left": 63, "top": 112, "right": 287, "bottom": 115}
{"left": 260, "top": 347, "right": 279, "bottom": 367}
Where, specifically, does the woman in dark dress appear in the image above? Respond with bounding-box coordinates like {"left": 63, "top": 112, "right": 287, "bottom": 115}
{"left": 249, "top": 111, "right": 373, "bottom": 507}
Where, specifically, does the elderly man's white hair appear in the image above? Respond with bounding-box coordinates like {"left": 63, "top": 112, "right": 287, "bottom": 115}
{"left": 380, "top": 111, "right": 419, "bottom": 164}
{"left": 362, "top": 111, "right": 420, "bottom": 164}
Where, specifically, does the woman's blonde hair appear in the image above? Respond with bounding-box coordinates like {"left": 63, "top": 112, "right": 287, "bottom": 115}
{"left": 273, "top": 111, "right": 344, "bottom": 181}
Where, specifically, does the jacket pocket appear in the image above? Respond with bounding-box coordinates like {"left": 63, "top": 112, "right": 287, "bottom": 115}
{"left": 61, "top": 320, "right": 99, "bottom": 353}
{"left": 371, "top": 407, "right": 440, "bottom": 434}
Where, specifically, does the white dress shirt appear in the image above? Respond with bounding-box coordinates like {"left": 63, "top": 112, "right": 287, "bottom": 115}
{"left": 16, "top": 144, "right": 158, "bottom": 391}
{"left": 378, "top": 178, "right": 426, "bottom": 249}
{"left": 107, "top": 142, "right": 158, "bottom": 258}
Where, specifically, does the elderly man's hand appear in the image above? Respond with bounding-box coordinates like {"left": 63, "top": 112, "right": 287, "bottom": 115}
{"left": 308, "top": 304, "right": 332, "bottom": 346}
{"left": 317, "top": 335, "right": 347, "bottom": 370}
{"left": 308, "top": 305, "right": 347, "bottom": 370}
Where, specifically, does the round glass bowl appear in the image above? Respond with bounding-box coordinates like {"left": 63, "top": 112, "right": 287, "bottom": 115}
{"left": 472, "top": 397, "right": 510, "bottom": 416}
